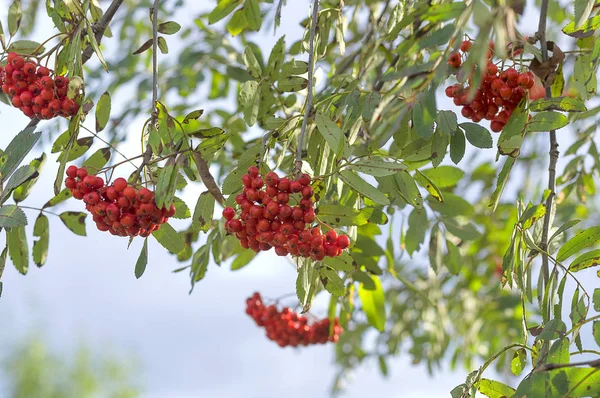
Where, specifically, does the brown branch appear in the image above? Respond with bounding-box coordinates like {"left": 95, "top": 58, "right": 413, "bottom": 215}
{"left": 191, "top": 152, "right": 225, "bottom": 206}
{"left": 294, "top": 0, "right": 320, "bottom": 174}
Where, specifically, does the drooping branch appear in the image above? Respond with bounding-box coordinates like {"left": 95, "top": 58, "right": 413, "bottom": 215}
{"left": 537, "top": 0, "right": 558, "bottom": 286}
{"left": 294, "top": 0, "right": 320, "bottom": 174}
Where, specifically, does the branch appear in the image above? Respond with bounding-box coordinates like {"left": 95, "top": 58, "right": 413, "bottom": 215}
{"left": 294, "top": 0, "right": 319, "bottom": 174}
{"left": 24, "top": 0, "right": 125, "bottom": 130}
{"left": 536, "top": 358, "right": 600, "bottom": 372}
{"left": 537, "top": 0, "right": 559, "bottom": 287}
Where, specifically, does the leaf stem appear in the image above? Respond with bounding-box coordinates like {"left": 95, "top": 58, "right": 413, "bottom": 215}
{"left": 18, "top": 206, "right": 60, "bottom": 217}
{"left": 294, "top": 0, "right": 319, "bottom": 174}
{"left": 536, "top": 358, "right": 600, "bottom": 372}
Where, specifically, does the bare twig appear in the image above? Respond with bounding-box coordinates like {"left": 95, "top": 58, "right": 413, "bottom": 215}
{"left": 537, "top": 0, "right": 558, "bottom": 288}
{"left": 294, "top": 0, "right": 320, "bottom": 174}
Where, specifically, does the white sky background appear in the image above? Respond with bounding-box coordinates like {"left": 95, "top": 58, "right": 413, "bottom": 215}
{"left": 0, "top": 1, "right": 596, "bottom": 397}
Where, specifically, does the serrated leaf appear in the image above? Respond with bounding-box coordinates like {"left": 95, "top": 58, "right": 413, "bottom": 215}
{"left": 277, "top": 75, "right": 308, "bottom": 92}
{"left": 323, "top": 252, "right": 355, "bottom": 272}
{"left": 13, "top": 153, "right": 45, "bottom": 203}
{"left": 95, "top": 92, "right": 111, "bottom": 132}
{"left": 239, "top": 80, "right": 260, "bottom": 126}
{"left": 281, "top": 60, "right": 309, "bottom": 76}
{"left": 549, "top": 219, "right": 581, "bottom": 245}
{"left": 7, "top": 39, "right": 44, "bottom": 55}
{"left": 7, "top": 226, "right": 28, "bottom": 274}
{"left": 227, "top": 9, "right": 247, "bottom": 36}
{"left": 0, "top": 205, "right": 27, "bottom": 228}
{"left": 85, "top": 21, "right": 107, "bottom": 71}
{"left": 296, "top": 259, "right": 319, "bottom": 312}
{"left": 358, "top": 275, "right": 386, "bottom": 331}
{"left": 526, "top": 111, "right": 569, "bottom": 132}
{"left": 420, "top": 166, "right": 464, "bottom": 188}
{"left": 461, "top": 122, "right": 493, "bottom": 148}
{"left": 394, "top": 171, "right": 423, "bottom": 209}
{"left": 190, "top": 244, "right": 210, "bottom": 286}
{"left": 316, "top": 204, "right": 370, "bottom": 227}
{"left": 208, "top": 0, "right": 242, "bottom": 24}
{"left": 191, "top": 192, "right": 215, "bottom": 232}
{"left": 562, "top": 15, "right": 600, "bottom": 38}
{"left": 8, "top": 0, "right": 22, "bottom": 36}
{"left": 152, "top": 223, "right": 184, "bottom": 254}
{"left": 445, "top": 240, "right": 461, "bottom": 275}
{"left": 557, "top": 226, "right": 600, "bottom": 261}
{"left": 59, "top": 211, "right": 86, "bottom": 236}
{"left": 428, "top": 193, "right": 474, "bottom": 217}
{"left": 171, "top": 197, "right": 190, "bottom": 219}
{"left": 231, "top": 250, "right": 256, "bottom": 270}
{"left": 320, "top": 268, "right": 345, "bottom": 296}
{"left": 158, "top": 21, "right": 181, "bottom": 35}
{"left": 182, "top": 109, "right": 204, "bottom": 124}
{"left": 134, "top": 239, "right": 148, "bottom": 279}
{"left": 43, "top": 188, "right": 72, "bottom": 209}
{"left": 0, "top": 127, "right": 41, "bottom": 180}
{"left": 339, "top": 170, "right": 389, "bottom": 205}
{"left": 349, "top": 158, "right": 406, "bottom": 177}
{"left": 593, "top": 288, "right": 600, "bottom": 312}
{"left": 155, "top": 163, "right": 178, "bottom": 209}
{"left": 32, "top": 214, "right": 48, "bottom": 267}
{"left": 511, "top": 348, "right": 527, "bottom": 376}
{"left": 0, "top": 246, "right": 6, "bottom": 280}
{"left": 450, "top": 127, "right": 466, "bottom": 163}
{"left": 315, "top": 112, "right": 344, "bottom": 155}
{"left": 2, "top": 165, "right": 38, "bottom": 204}
{"left": 412, "top": 92, "right": 436, "bottom": 140}
{"left": 444, "top": 218, "right": 481, "bottom": 240}
{"left": 477, "top": 379, "right": 516, "bottom": 398}
{"left": 436, "top": 110, "right": 458, "bottom": 135}
{"left": 265, "top": 36, "right": 285, "bottom": 79}
{"left": 519, "top": 204, "right": 547, "bottom": 230}
{"left": 529, "top": 97, "right": 587, "bottom": 112}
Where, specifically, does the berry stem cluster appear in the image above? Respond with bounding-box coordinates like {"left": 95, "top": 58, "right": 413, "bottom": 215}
{"left": 246, "top": 292, "right": 342, "bottom": 347}
{"left": 1, "top": 52, "right": 79, "bottom": 119}
{"left": 65, "top": 165, "right": 175, "bottom": 237}
{"left": 223, "top": 167, "right": 350, "bottom": 260}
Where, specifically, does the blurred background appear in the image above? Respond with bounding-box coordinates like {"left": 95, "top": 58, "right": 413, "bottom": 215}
{"left": 0, "top": 0, "right": 589, "bottom": 397}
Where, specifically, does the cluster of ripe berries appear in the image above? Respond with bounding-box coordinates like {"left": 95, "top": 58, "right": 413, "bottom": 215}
{"left": 222, "top": 166, "right": 350, "bottom": 260}
{"left": 65, "top": 165, "right": 175, "bottom": 237}
{"left": 246, "top": 292, "right": 342, "bottom": 347}
{"left": 0, "top": 52, "right": 79, "bottom": 119}
{"left": 446, "top": 40, "right": 535, "bottom": 132}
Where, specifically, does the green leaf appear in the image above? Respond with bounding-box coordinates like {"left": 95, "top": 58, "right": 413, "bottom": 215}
{"left": 593, "top": 321, "right": 600, "bottom": 347}
{"left": 134, "top": 239, "right": 148, "bottom": 279}
{"left": 231, "top": 250, "right": 256, "bottom": 270}
{"left": 208, "top": 0, "right": 242, "bottom": 24}
{"left": 436, "top": 110, "right": 458, "bottom": 135}
{"left": 529, "top": 97, "right": 587, "bottom": 112}
{"left": 358, "top": 275, "right": 386, "bottom": 331}
{"left": 549, "top": 219, "right": 581, "bottom": 245}
{"left": 157, "top": 21, "right": 181, "bottom": 35}
{"left": 557, "top": 226, "right": 600, "bottom": 261}
{"left": 414, "top": 169, "right": 444, "bottom": 202}
{"left": 0, "top": 127, "right": 41, "bottom": 180}
{"left": 227, "top": 9, "right": 247, "bottom": 36}
{"left": 2, "top": 165, "right": 38, "bottom": 204}
{"left": 428, "top": 193, "right": 474, "bottom": 217}
{"left": 191, "top": 192, "right": 215, "bottom": 232}
{"left": 445, "top": 240, "right": 462, "bottom": 275}
{"left": 394, "top": 171, "right": 423, "bottom": 209}
{"left": 316, "top": 204, "right": 370, "bottom": 227}
{"left": 575, "top": 0, "right": 596, "bottom": 29}
{"left": 519, "top": 204, "right": 547, "bottom": 230}
{"left": 157, "top": 36, "right": 168, "bottom": 54}
{"left": 265, "top": 36, "right": 285, "bottom": 79}
{"left": 593, "top": 288, "right": 600, "bottom": 312}
{"left": 32, "top": 214, "right": 49, "bottom": 267}
{"left": 296, "top": 259, "right": 319, "bottom": 312}
{"left": 238, "top": 80, "right": 260, "bottom": 126}
{"left": 243, "top": 45, "right": 262, "bottom": 78}
{"left": 339, "top": 170, "right": 389, "bottom": 206}
{"left": 405, "top": 208, "right": 428, "bottom": 255}
{"left": 190, "top": 244, "right": 210, "bottom": 285}
{"left": 244, "top": 0, "right": 262, "bottom": 31}
{"left": 320, "top": 268, "right": 345, "bottom": 296}
{"left": 431, "top": 130, "right": 449, "bottom": 167}
{"left": 489, "top": 157, "right": 516, "bottom": 212}
{"left": 444, "top": 218, "right": 481, "bottom": 240}
{"left": 8, "top": 0, "right": 22, "bottom": 36}
{"left": 461, "top": 122, "right": 493, "bottom": 149}
{"left": 0, "top": 205, "right": 27, "bottom": 228}
{"left": 43, "top": 188, "right": 72, "bottom": 209}
{"left": 315, "top": 112, "right": 344, "bottom": 155}
{"left": 7, "top": 39, "right": 44, "bottom": 55}
{"left": 155, "top": 163, "right": 178, "bottom": 209}
{"left": 85, "top": 21, "right": 107, "bottom": 71}
{"left": 353, "top": 270, "right": 376, "bottom": 290}
{"left": 152, "top": 223, "right": 185, "bottom": 254}
{"left": 13, "top": 153, "right": 45, "bottom": 203}
{"left": 277, "top": 76, "right": 308, "bottom": 92}
{"left": 562, "top": 15, "right": 600, "bottom": 38}
{"left": 132, "top": 38, "right": 153, "bottom": 55}
{"left": 281, "top": 60, "right": 309, "bottom": 76}
{"left": 412, "top": 91, "right": 436, "bottom": 140}
{"left": 171, "top": 197, "right": 191, "bottom": 219}
{"left": 95, "top": 92, "right": 111, "bottom": 132}
{"left": 7, "top": 226, "right": 28, "bottom": 274}
{"left": 349, "top": 158, "right": 407, "bottom": 177}
{"left": 82, "top": 147, "right": 111, "bottom": 174}
{"left": 323, "top": 252, "right": 355, "bottom": 272}
{"left": 419, "top": 166, "right": 464, "bottom": 188}
{"left": 59, "top": 211, "right": 87, "bottom": 236}
{"left": 539, "top": 319, "right": 567, "bottom": 340}
{"left": 498, "top": 99, "right": 528, "bottom": 157}
{"left": 511, "top": 348, "right": 527, "bottom": 376}
{"left": 526, "top": 111, "right": 569, "bottom": 132}
{"left": 0, "top": 247, "right": 6, "bottom": 281}
{"left": 182, "top": 109, "right": 204, "bottom": 124}
{"left": 450, "top": 127, "right": 466, "bottom": 163}
{"left": 515, "top": 368, "right": 600, "bottom": 397}
{"left": 568, "top": 249, "right": 600, "bottom": 272}
{"left": 477, "top": 379, "right": 516, "bottom": 398}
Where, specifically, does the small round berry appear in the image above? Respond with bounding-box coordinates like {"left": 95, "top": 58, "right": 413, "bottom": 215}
{"left": 137, "top": 187, "right": 154, "bottom": 203}
{"left": 77, "top": 168, "right": 88, "bottom": 179}
{"left": 251, "top": 177, "right": 264, "bottom": 189}
{"left": 277, "top": 178, "right": 291, "bottom": 192}
{"left": 325, "top": 229, "right": 338, "bottom": 243}
{"left": 460, "top": 40, "right": 472, "bottom": 52}
{"left": 36, "top": 66, "right": 50, "bottom": 77}
{"left": 490, "top": 120, "right": 505, "bottom": 132}
{"left": 276, "top": 192, "right": 289, "bottom": 204}
{"left": 123, "top": 186, "right": 137, "bottom": 200}
{"left": 223, "top": 207, "right": 236, "bottom": 220}
{"left": 337, "top": 235, "right": 350, "bottom": 249}
{"left": 265, "top": 171, "right": 279, "bottom": 187}
{"left": 11, "top": 56, "right": 24, "bottom": 69}
{"left": 65, "top": 177, "right": 77, "bottom": 189}
{"left": 247, "top": 166, "right": 260, "bottom": 177}
{"left": 113, "top": 178, "right": 128, "bottom": 192}
{"left": 66, "top": 165, "right": 78, "bottom": 178}
{"left": 54, "top": 75, "right": 69, "bottom": 88}
{"left": 40, "top": 76, "right": 54, "bottom": 89}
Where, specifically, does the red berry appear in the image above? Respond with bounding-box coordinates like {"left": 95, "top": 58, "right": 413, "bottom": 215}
{"left": 54, "top": 75, "right": 69, "bottom": 88}
{"left": 223, "top": 207, "right": 236, "bottom": 220}
{"left": 113, "top": 178, "right": 128, "bottom": 192}
{"left": 290, "top": 181, "right": 302, "bottom": 193}
{"left": 23, "top": 62, "right": 36, "bottom": 75}
{"left": 460, "top": 40, "right": 472, "bottom": 52}
{"left": 36, "top": 66, "right": 50, "bottom": 77}
{"left": 11, "top": 56, "right": 24, "bottom": 69}
{"left": 337, "top": 235, "right": 350, "bottom": 249}
{"left": 77, "top": 168, "right": 88, "bottom": 179}
{"left": 517, "top": 73, "right": 531, "bottom": 89}
{"left": 297, "top": 174, "right": 311, "bottom": 186}
{"left": 276, "top": 192, "right": 289, "bottom": 204}
{"left": 277, "top": 178, "right": 290, "bottom": 192}
{"left": 490, "top": 120, "right": 505, "bottom": 132}
{"left": 461, "top": 106, "right": 474, "bottom": 118}
{"left": 40, "top": 76, "right": 54, "bottom": 89}
{"left": 66, "top": 165, "right": 78, "bottom": 178}
{"left": 499, "top": 86, "right": 512, "bottom": 100}
{"left": 265, "top": 171, "right": 279, "bottom": 187}
{"left": 40, "top": 88, "right": 54, "bottom": 101}
{"left": 448, "top": 52, "right": 461, "bottom": 68}
{"left": 65, "top": 177, "right": 77, "bottom": 189}
{"left": 325, "top": 230, "right": 338, "bottom": 243}
{"left": 137, "top": 187, "right": 154, "bottom": 203}
{"left": 445, "top": 86, "right": 454, "bottom": 97}
{"left": 247, "top": 166, "right": 260, "bottom": 177}
{"left": 251, "top": 177, "right": 264, "bottom": 189}
{"left": 292, "top": 207, "right": 304, "bottom": 221}
{"left": 123, "top": 186, "right": 137, "bottom": 200}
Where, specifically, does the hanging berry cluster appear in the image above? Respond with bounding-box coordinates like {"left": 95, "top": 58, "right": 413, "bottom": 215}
{"left": 445, "top": 40, "right": 535, "bottom": 132}
{"left": 222, "top": 166, "right": 350, "bottom": 260}
{"left": 0, "top": 52, "right": 79, "bottom": 119}
{"left": 65, "top": 165, "right": 175, "bottom": 237}
{"left": 245, "top": 292, "right": 343, "bottom": 347}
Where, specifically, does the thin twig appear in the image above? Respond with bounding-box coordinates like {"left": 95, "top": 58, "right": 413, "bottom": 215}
{"left": 536, "top": 358, "right": 600, "bottom": 372}
{"left": 294, "top": 0, "right": 320, "bottom": 174}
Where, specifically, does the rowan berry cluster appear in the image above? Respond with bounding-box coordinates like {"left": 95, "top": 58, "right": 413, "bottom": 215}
{"left": 0, "top": 52, "right": 79, "bottom": 119}
{"left": 245, "top": 292, "right": 343, "bottom": 347}
{"left": 446, "top": 40, "right": 535, "bottom": 132}
{"left": 65, "top": 165, "right": 175, "bottom": 237}
{"left": 222, "top": 166, "right": 350, "bottom": 260}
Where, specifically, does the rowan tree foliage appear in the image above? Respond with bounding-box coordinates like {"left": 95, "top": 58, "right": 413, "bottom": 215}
{"left": 0, "top": 0, "right": 599, "bottom": 395}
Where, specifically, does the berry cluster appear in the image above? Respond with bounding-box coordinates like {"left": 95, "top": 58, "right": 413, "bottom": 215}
{"left": 222, "top": 167, "right": 350, "bottom": 260}
{"left": 0, "top": 52, "right": 79, "bottom": 119}
{"left": 245, "top": 292, "right": 343, "bottom": 347}
{"left": 65, "top": 165, "right": 175, "bottom": 237}
{"left": 446, "top": 40, "right": 535, "bottom": 132}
